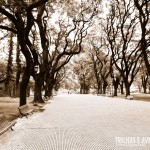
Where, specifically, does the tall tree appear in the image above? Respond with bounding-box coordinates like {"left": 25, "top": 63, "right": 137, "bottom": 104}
{"left": 0, "top": 0, "right": 49, "bottom": 106}
{"left": 134, "top": 0, "right": 150, "bottom": 75}
{"left": 38, "top": 1, "right": 99, "bottom": 98}
{"left": 0, "top": 0, "right": 100, "bottom": 104}
{"left": 104, "top": 0, "right": 142, "bottom": 96}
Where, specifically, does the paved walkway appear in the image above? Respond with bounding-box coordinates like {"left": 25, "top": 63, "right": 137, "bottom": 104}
{"left": 1, "top": 94, "right": 150, "bottom": 150}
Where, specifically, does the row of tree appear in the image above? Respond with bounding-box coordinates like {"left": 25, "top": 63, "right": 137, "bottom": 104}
{"left": 72, "top": 0, "right": 150, "bottom": 96}
{"left": 0, "top": 0, "right": 149, "bottom": 104}
{"left": 0, "top": 0, "right": 99, "bottom": 106}
{"left": 92, "top": 0, "right": 150, "bottom": 96}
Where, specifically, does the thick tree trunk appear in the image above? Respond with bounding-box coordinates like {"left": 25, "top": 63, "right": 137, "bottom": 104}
{"left": 33, "top": 74, "right": 44, "bottom": 103}
{"left": 142, "top": 76, "right": 148, "bottom": 93}
{"left": 18, "top": 43, "right": 33, "bottom": 106}
{"left": 97, "top": 84, "right": 101, "bottom": 94}
{"left": 84, "top": 84, "right": 89, "bottom": 94}
{"left": 45, "top": 85, "right": 53, "bottom": 97}
{"left": 46, "top": 89, "right": 53, "bottom": 97}
{"left": 114, "top": 87, "right": 117, "bottom": 96}
{"left": 125, "top": 83, "right": 131, "bottom": 96}
{"left": 80, "top": 85, "right": 84, "bottom": 94}
{"left": 102, "top": 81, "right": 107, "bottom": 94}
{"left": 19, "top": 67, "right": 30, "bottom": 106}
{"left": 83, "top": 81, "right": 86, "bottom": 94}
{"left": 113, "top": 77, "right": 120, "bottom": 96}
{"left": 143, "top": 86, "right": 147, "bottom": 93}
{"left": 44, "top": 78, "right": 56, "bottom": 97}
{"left": 120, "top": 82, "right": 124, "bottom": 94}
{"left": 80, "top": 87, "right": 82, "bottom": 94}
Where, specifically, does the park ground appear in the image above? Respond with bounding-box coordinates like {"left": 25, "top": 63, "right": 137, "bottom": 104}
{"left": 0, "top": 93, "right": 150, "bottom": 121}
{"left": 1, "top": 93, "right": 150, "bottom": 149}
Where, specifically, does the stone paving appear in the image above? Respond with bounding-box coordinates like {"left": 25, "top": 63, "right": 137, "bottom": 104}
{"left": 1, "top": 94, "right": 150, "bottom": 150}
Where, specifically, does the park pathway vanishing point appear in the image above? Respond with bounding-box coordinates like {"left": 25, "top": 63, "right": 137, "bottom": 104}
{"left": 1, "top": 94, "right": 150, "bottom": 150}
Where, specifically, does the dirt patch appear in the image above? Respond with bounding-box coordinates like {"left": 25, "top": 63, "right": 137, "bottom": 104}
{"left": 0, "top": 97, "right": 45, "bottom": 121}
{"left": 114, "top": 93, "right": 150, "bottom": 102}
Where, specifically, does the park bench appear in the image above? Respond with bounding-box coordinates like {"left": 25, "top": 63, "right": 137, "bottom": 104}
{"left": 18, "top": 105, "right": 34, "bottom": 118}
{"left": 125, "top": 95, "right": 133, "bottom": 100}
{"left": 0, "top": 113, "right": 17, "bottom": 135}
